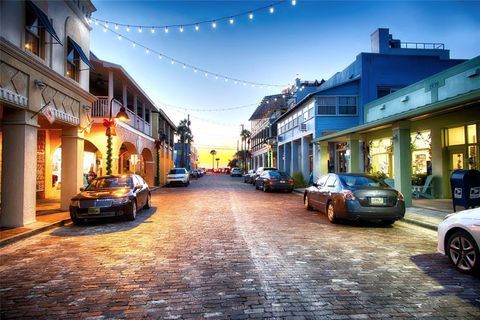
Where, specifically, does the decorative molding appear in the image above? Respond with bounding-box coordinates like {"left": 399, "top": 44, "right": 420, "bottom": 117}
{"left": 53, "top": 108, "right": 80, "bottom": 125}
{"left": 0, "top": 88, "right": 28, "bottom": 108}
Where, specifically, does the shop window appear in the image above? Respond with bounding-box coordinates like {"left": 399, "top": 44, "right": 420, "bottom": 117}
{"left": 447, "top": 126, "right": 465, "bottom": 146}
{"left": 377, "top": 86, "right": 399, "bottom": 99}
{"left": 468, "top": 124, "right": 477, "bottom": 144}
{"left": 411, "top": 130, "right": 431, "bottom": 175}
{"left": 66, "top": 41, "right": 79, "bottom": 81}
{"left": 25, "top": 4, "right": 45, "bottom": 58}
{"left": 368, "top": 138, "right": 393, "bottom": 176}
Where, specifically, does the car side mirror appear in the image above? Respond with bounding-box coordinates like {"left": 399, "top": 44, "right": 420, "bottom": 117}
{"left": 312, "top": 183, "right": 318, "bottom": 188}
{"left": 80, "top": 187, "right": 85, "bottom": 192}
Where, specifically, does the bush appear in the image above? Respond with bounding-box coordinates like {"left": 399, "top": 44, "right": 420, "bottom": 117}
{"left": 292, "top": 171, "right": 307, "bottom": 188}
{"left": 412, "top": 173, "right": 427, "bottom": 186}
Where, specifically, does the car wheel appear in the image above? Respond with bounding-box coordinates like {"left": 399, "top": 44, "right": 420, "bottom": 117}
{"left": 144, "top": 193, "right": 151, "bottom": 209}
{"left": 327, "top": 202, "right": 338, "bottom": 224}
{"left": 304, "top": 194, "right": 313, "bottom": 211}
{"left": 447, "top": 230, "right": 480, "bottom": 275}
{"left": 70, "top": 213, "right": 84, "bottom": 225}
{"left": 126, "top": 200, "right": 137, "bottom": 221}
{"left": 263, "top": 184, "right": 268, "bottom": 192}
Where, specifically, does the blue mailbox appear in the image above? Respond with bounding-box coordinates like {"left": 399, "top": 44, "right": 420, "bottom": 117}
{"left": 450, "top": 169, "right": 480, "bottom": 211}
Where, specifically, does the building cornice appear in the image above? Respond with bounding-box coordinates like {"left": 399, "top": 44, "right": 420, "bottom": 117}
{"left": 1, "top": 37, "right": 96, "bottom": 103}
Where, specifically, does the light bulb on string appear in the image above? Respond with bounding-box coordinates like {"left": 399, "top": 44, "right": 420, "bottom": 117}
{"left": 270, "top": 6, "right": 275, "bottom": 13}
{"left": 249, "top": 12, "right": 254, "bottom": 20}
{"left": 146, "top": 48, "right": 149, "bottom": 54}
{"left": 194, "top": 69, "right": 198, "bottom": 73}
{"left": 183, "top": 64, "right": 186, "bottom": 69}
{"left": 212, "top": 21, "right": 217, "bottom": 28}
{"left": 180, "top": 26, "right": 184, "bottom": 32}
{"left": 115, "top": 24, "right": 119, "bottom": 30}
{"left": 195, "top": 24, "right": 199, "bottom": 31}
{"left": 151, "top": 27, "right": 155, "bottom": 33}
{"left": 138, "top": 27, "right": 142, "bottom": 33}
{"left": 229, "top": 17, "right": 234, "bottom": 24}
{"left": 126, "top": 26, "right": 130, "bottom": 32}
{"left": 164, "top": 27, "right": 169, "bottom": 33}
{"left": 158, "top": 55, "right": 162, "bottom": 59}
{"left": 117, "top": 35, "right": 122, "bottom": 40}
{"left": 132, "top": 42, "right": 136, "bottom": 48}
{"left": 171, "top": 60, "right": 174, "bottom": 64}
{"left": 292, "top": 0, "right": 297, "bottom": 6}
{"left": 103, "top": 27, "right": 107, "bottom": 32}
{"left": 95, "top": 20, "right": 99, "bottom": 25}
{"left": 225, "top": 79, "right": 228, "bottom": 82}
{"left": 205, "top": 72, "right": 208, "bottom": 77}
{"left": 215, "top": 76, "right": 219, "bottom": 80}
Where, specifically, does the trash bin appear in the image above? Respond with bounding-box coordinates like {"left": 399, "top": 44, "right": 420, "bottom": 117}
{"left": 450, "top": 169, "right": 480, "bottom": 211}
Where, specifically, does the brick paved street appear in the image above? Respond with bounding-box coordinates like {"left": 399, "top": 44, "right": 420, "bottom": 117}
{"left": 1, "top": 174, "right": 479, "bottom": 319}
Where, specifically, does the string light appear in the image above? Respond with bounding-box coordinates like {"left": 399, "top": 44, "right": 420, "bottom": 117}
{"left": 91, "top": 0, "right": 289, "bottom": 35}
{"left": 292, "top": 0, "right": 297, "bottom": 5}
{"left": 117, "top": 35, "right": 122, "bottom": 40}
{"left": 102, "top": 27, "right": 287, "bottom": 88}
{"left": 151, "top": 27, "right": 155, "bottom": 33}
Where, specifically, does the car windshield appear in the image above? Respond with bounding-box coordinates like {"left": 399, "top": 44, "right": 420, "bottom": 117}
{"left": 269, "top": 171, "right": 289, "bottom": 178}
{"left": 86, "top": 176, "right": 133, "bottom": 190}
{"left": 339, "top": 175, "right": 387, "bottom": 187}
{"left": 169, "top": 169, "right": 186, "bottom": 174}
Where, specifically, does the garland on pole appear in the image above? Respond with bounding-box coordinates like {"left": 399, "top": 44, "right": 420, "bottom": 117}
{"left": 154, "top": 140, "right": 161, "bottom": 186}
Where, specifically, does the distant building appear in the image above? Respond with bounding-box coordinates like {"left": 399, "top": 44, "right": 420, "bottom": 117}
{"left": 174, "top": 143, "right": 198, "bottom": 170}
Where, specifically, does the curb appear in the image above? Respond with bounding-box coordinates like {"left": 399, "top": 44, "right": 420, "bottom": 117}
{"left": 0, "top": 218, "right": 71, "bottom": 248}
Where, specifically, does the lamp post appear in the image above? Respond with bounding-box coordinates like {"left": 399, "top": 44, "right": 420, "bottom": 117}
{"left": 104, "top": 98, "right": 130, "bottom": 175}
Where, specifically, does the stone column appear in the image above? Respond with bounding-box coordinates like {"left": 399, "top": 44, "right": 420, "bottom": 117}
{"left": 0, "top": 110, "right": 38, "bottom": 227}
{"left": 122, "top": 82, "right": 127, "bottom": 108}
{"left": 347, "top": 136, "right": 360, "bottom": 173}
{"left": 284, "top": 143, "right": 292, "bottom": 175}
{"left": 133, "top": 94, "right": 138, "bottom": 116}
{"left": 108, "top": 71, "right": 114, "bottom": 105}
{"left": 301, "top": 136, "right": 310, "bottom": 182}
{"left": 277, "top": 145, "right": 284, "bottom": 171}
{"left": 392, "top": 121, "right": 412, "bottom": 207}
{"left": 60, "top": 127, "right": 84, "bottom": 211}
{"left": 292, "top": 140, "right": 299, "bottom": 174}
{"left": 315, "top": 141, "right": 329, "bottom": 178}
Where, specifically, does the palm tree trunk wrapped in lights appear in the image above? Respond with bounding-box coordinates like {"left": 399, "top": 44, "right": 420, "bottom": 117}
{"left": 177, "top": 118, "right": 193, "bottom": 169}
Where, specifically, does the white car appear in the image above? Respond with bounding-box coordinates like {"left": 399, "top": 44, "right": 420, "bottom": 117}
{"left": 437, "top": 207, "right": 480, "bottom": 275}
{"left": 230, "top": 168, "right": 242, "bottom": 177}
{"left": 166, "top": 168, "right": 189, "bottom": 187}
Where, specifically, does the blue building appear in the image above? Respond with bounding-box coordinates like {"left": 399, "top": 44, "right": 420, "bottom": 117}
{"left": 276, "top": 28, "right": 466, "bottom": 181}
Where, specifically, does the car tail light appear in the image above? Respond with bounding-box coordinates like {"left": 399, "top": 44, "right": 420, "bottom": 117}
{"left": 288, "top": 178, "right": 294, "bottom": 183}
{"left": 397, "top": 192, "right": 404, "bottom": 201}
{"left": 343, "top": 190, "right": 355, "bottom": 201}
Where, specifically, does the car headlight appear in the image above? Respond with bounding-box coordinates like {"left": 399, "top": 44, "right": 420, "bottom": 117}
{"left": 70, "top": 200, "right": 80, "bottom": 207}
{"left": 111, "top": 197, "right": 129, "bottom": 205}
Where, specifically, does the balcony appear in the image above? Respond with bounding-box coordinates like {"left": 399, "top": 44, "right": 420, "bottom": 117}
{"left": 92, "top": 96, "right": 151, "bottom": 136}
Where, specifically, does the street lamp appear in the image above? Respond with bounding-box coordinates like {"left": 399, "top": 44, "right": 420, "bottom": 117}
{"left": 104, "top": 98, "right": 129, "bottom": 175}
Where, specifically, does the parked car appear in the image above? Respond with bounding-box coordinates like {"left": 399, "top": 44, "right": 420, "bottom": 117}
{"left": 251, "top": 167, "right": 277, "bottom": 184}
{"left": 254, "top": 170, "right": 294, "bottom": 192}
{"left": 69, "top": 174, "right": 150, "bottom": 224}
{"left": 189, "top": 169, "right": 200, "bottom": 179}
{"left": 437, "top": 208, "right": 480, "bottom": 275}
{"left": 167, "top": 168, "right": 190, "bottom": 187}
{"left": 244, "top": 170, "right": 255, "bottom": 183}
{"left": 304, "top": 173, "right": 405, "bottom": 224}
{"left": 230, "top": 167, "right": 243, "bottom": 177}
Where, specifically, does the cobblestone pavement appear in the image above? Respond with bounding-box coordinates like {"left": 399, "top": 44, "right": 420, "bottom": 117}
{"left": 1, "top": 174, "right": 479, "bottom": 319}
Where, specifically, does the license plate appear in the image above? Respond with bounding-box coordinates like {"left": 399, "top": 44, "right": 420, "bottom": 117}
{"left": 88, "top": 207, "right": 100, "bottom": 215}
{"left": 370, "top": 197, "right": 384, "bottom": 205}
{"left": 280, "top": 180, "right": 286, "bottom": 183}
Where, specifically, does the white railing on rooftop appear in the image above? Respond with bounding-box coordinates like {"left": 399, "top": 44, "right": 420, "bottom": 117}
{"left": 92, "top": 97, "right": 151, "bottom": 136}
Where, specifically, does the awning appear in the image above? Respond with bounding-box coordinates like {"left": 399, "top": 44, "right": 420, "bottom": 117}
{"left": 26, "top": 0, "right": 62, "bottom": 45}
{"left": 68, "top": 36, "right": 93, "bottom": 69}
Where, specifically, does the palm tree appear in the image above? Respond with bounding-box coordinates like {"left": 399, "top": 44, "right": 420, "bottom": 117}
{"left": 240, "top": 128, "right": 251, "bottom": 172}
{"left": 210, "top": 149, "right": 217, "bottom": 170}
{"left": 177, "top": 119, "right": 193, "bottom": 169}
{"left": 215, "top": 158, "right": 220, "bottom": 169}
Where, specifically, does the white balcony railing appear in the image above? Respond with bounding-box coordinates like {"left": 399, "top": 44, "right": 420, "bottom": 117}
{"left": 92, "top": 97, "right": 152, "bottom": 136}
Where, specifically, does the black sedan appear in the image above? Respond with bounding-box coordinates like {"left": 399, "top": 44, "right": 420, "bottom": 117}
{"left": 69, "top": 174, "right": 151, "bottom": 224}
{"left": 304, "top": 173, "right": 405, "bottom": 224}
{"left": 254, "top": 170, "right": 294, "bottom": 192}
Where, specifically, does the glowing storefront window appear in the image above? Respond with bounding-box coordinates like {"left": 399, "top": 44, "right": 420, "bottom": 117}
{"left": 411, "top": 130, "right": 431, "bottom": 175}
{"left": 468, "top": 124, "right": 477, "bottom": 144}
{"left": 369, "top": 138, "right": 393, "bottom": 176}
{"left": 447, "top": 126, "right": 465, "bottom": 146}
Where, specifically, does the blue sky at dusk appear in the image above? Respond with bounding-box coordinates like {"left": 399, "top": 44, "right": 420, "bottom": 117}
{"left": 90, "top": 0, "right": 480, "bottom": 167}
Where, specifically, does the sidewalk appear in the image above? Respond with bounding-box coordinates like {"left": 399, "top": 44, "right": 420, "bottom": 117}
{"left": 0, "top": 189, "right": 454, "bottom": 248}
